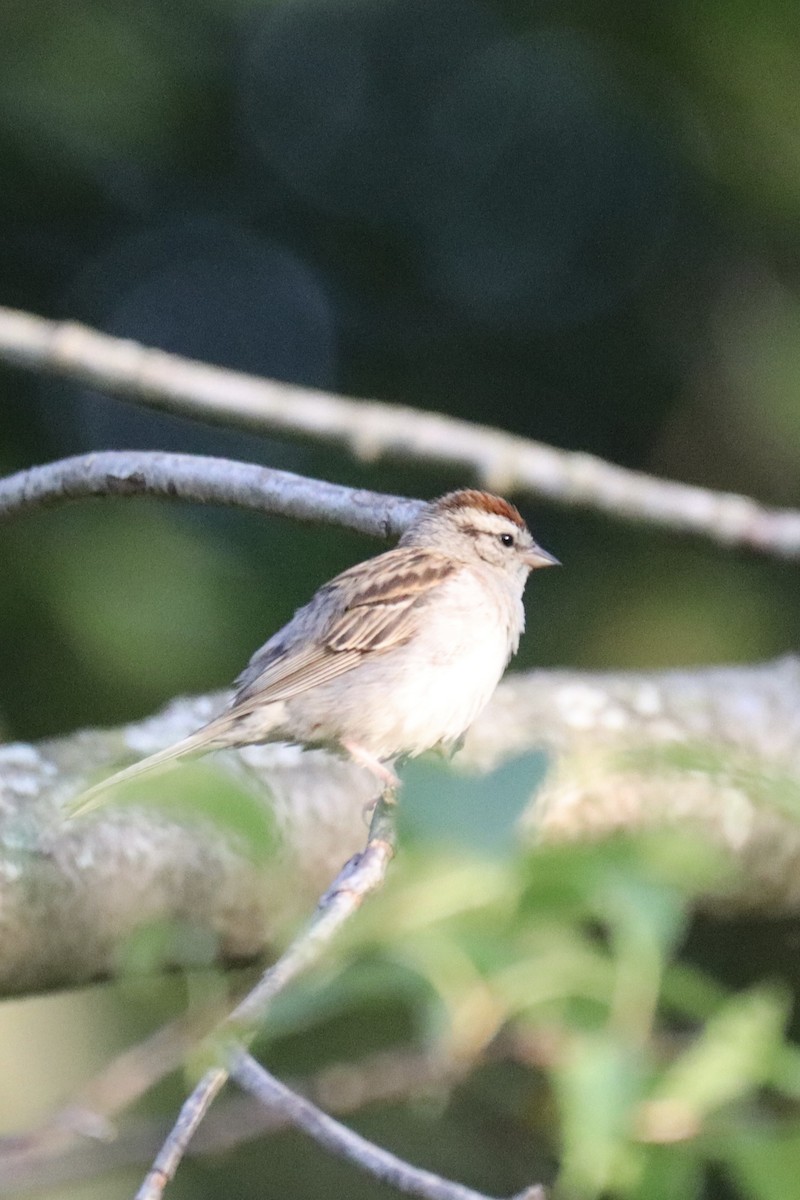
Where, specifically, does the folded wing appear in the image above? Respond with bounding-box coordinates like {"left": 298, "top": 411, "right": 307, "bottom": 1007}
{"left": 232, "top": 548, "right": 456, "bottom": 709}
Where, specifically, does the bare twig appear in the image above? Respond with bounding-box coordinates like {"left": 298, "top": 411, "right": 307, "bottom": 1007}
{"left": 0, "top": 451, "right": 422, "bottom": 538}
{"left": 232, "top": 1050, "right": 544, "bottom": 1200}
{"left": 1, "top": 304, "right": 799, "bottom": 555}
{"left": 135, "top": 1068, "right": 228, "bottom": 1200}
{"left": 135, "top": 791, "right": 397, "bottom": 1200}
{"left": 230, "top": 787, "right": 397, "bottom": 1034}
{"left": 0, "top": 1048, "right": 466, "bottom": 1194}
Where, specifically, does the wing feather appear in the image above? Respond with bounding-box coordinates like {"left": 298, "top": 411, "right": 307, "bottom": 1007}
{"left": 232, "top": 548, "right": 456, "bottom": 708}
{"left": 233, "top": 645, "right": 363, "bottom": 708}
{"left": 326, "top": 599, "right": 418, "bottom": 652}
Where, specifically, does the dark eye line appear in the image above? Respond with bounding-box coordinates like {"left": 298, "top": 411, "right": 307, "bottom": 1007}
{"left": 461, "top": 523, "right": 516, "bottom": 547}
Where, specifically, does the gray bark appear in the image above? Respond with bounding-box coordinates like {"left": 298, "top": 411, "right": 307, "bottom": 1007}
{"left": 4, "top": 655, "right": 800, "bottom": 997}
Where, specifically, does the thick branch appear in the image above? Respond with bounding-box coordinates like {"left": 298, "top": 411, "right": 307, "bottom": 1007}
{"left": 2, "top": 305, "right": 800, "bottom": 555}
{"left": 4, "top": 657, "right": 800, "bottom": 997}
{"left": 0, "top": 716, "right": 380, "bottom": 995}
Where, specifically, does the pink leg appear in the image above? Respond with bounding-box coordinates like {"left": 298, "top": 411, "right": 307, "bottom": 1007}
{"left": 341, "top": 740, "right": 400, "bottom": 791}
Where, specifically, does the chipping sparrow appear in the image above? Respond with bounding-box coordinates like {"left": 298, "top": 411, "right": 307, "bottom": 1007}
{"left": 71, "top": 489, "right": 558, "bottom": 815}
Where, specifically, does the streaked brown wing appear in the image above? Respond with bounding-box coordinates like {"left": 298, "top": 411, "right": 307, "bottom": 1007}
{"left": 324, "top": 599, "right": 416, "bottom": 652}
{"left": 232, "top": 548, "right": 455, "bottom": 708}
{"left": 327, "top": 546, "right": 454, "bottom": 606}
{"left": 323, "top": 547, "right": 456, "bottom": 652}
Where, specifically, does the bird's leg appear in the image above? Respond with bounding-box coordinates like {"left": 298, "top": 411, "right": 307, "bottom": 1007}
{"left": 340, "top": 739, "right": 401, "bottom": 792}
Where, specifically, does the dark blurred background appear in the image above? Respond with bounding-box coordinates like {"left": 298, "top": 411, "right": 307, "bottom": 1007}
{"left": 2, "top": 2, "right": 800, "bottom": 1197}
{"left": 3, "top": 0, "right": 800, "bottom": 745}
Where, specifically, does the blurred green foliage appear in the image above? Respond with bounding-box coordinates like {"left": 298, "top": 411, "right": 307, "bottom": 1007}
{"left": 222, "top": 829, "right": 796, "bottom": 1200}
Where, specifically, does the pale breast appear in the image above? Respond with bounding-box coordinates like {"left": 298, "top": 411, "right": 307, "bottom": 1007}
{"left": 283, "top": 566, "right": 524, "bottom": 759}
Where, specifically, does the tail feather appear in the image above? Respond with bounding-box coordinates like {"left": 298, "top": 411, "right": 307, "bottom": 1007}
{"left": 68, "top": 724, "right": 225, "bottom": 818}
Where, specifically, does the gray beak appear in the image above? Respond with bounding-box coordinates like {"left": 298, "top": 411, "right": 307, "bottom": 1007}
{"left": 523, "top": 544, "right": 561, "bottom": 570}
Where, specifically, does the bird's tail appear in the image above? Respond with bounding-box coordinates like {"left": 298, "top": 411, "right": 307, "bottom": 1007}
{"left": 68, "top": 718, "right": 232, "bottom": 818}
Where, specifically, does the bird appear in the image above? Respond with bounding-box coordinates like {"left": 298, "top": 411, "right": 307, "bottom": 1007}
{"left": 69, "top": 489, "right": 559, "bottom": 816}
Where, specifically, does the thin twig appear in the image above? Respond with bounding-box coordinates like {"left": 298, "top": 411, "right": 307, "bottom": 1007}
{"left": 1, "top": 304, "right": 799, "bottom": 555}
{"left": 135, "top": 791, "right": 398, "bottom": 1200}
{"left": 0, "top": 1048, "right": 466, "bottom": 1193}
{"left": 0, "top": 451, "right": 422, "bottom": 539}
{"left": 135, "top": 1069, "right": 229, "bottom": 1200}
{"left": 232, "top": 1050, "right": 544, "bottom": 1200}
{"left": 229, "top": 785, "right": 397, "bottom": 1035}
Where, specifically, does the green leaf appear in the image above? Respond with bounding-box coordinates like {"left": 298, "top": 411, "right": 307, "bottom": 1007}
{"left": 628, "top": 1144, "right": 703, "bottom": 1200}
{"left": 115, "top": 918, "right": 219, "bottom": 977}
{"left": 109, "top": 759, "right": 279, "bottom": 863}
{"left": 554, "top": 1031, "right": 644, "bottom": 1198}
{"left": 715, "top": 1124, "right": 800, "bottom": 1200}
{"left": 399, "top": 750, "right": 550, "bottom": 855}
{"left": 647, "top": 986, "right": 789, "bottom": 1120}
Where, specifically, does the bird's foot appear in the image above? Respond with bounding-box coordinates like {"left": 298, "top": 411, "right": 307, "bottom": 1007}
{"left": 341, "top": 740, "right": 400, "bottom": 793}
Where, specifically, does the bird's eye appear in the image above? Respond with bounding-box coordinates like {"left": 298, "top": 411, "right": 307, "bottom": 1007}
{"left": 499, "top": 532, "right": 515, "bottom": 547}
